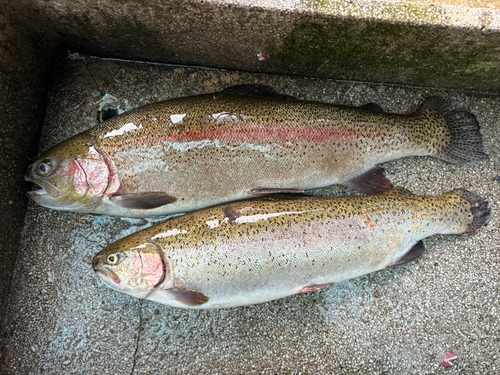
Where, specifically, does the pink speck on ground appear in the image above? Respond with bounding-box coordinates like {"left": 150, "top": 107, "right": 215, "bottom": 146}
{"left": 257, "top": 52, "right": 270, "bottom": 62}
{"left": 442, "top": 350, "right": 457, "bottom": 368}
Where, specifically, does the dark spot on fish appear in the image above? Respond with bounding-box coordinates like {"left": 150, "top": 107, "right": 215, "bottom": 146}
{"left": 224, "top": 206, "right": 240, "bottom": 223}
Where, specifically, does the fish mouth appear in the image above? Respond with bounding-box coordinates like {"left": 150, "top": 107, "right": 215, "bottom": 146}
{"left": 93, "top": 266, "right": 122, "bottom": 286}
{"left": 24, "top": 175, "right": 61, "bottom": 198}
{"left": 26, "top": 186, "right": 49, "bottom": 197}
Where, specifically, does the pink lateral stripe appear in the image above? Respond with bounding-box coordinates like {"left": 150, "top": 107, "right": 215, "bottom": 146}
{"left": 166, "top": 125, "right": 359, "bottom": 144}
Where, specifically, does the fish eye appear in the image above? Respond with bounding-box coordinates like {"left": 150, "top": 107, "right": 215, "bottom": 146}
{"left": 107, "top": 254, "right": 119, "bottom": 265}
{"left": 36, "top": 160, "right": 53, "bottom": 176}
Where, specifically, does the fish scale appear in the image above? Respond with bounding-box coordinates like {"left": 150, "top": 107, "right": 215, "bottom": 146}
{"left": 26, "top": 85, "right": 488, "bottom": 217}
{"left": 93, "top": 188, "right": 490, "bottom": 309}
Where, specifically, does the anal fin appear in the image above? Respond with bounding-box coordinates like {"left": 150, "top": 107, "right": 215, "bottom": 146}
{"left": 299, "top": 283, "right": 333, "bottom": 294}
{"left": 342, "top": 166, "right": 393, "bottom": 195}
{"left": 109, "top": 192, "right": 176, "bottom": 209}
{"left": 249, "top": 188, "right": 305, "bottom": 195}
{"left": 390, "top": 240, "right": 425, "bottom": 267}
{"left": 166, "top": 288, "right": 209, "bottom": 307}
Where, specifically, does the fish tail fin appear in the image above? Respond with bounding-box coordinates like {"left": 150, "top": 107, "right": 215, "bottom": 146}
{"left": 420, "top": 96, "right": 489, "bottom": 165}
{"left": 447, "top": 189, "right": 491, "bottom": 236}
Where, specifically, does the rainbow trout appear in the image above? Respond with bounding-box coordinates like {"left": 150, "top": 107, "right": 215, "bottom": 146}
{"left": 93, "top": 188, "right": 490, "bottom": 309}
{"left": 26, "top": 85, "right": 488, "bottom": 217}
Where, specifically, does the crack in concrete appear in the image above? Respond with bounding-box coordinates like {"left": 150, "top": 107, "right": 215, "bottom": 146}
{"left": 131, "top": 301, "right": 144, "bottom": 375}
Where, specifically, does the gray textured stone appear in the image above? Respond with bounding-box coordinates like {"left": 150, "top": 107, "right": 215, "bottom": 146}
{"left": 2, "top": 0, "right": 500, "bottom": 373}
{"left": 2, "top": 56, "right": 499, "bottom": 374}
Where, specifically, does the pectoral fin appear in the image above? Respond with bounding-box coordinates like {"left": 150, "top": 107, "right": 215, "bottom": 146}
{"left": 249, "top": 188, "right": 305, "bottom": 195}
{"left": 342, "top": 166, "right": 393, "bottom": 195}
{"left": 109, "top": 192, "right": 176, "bottom": 209}
{"left": 166, "top": 288, "right": 209, "bottom": 306}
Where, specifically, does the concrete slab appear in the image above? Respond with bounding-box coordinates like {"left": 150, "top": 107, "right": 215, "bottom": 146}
{"left": 2, "top": 55, "right": 499, "bottom": 373}
{"left": 8, "top": 0, "right": 500, "bottom": 92}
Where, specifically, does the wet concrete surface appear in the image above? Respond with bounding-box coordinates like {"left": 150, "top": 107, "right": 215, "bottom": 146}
{"left": 2, "top": 55, "right": 499, "bottom": 374}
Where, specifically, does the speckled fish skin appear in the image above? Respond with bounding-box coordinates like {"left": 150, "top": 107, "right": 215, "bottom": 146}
{"left": 26, "top": 85, "right": 488, "bottom": 216}
{"left": 92, "top": 188, "right": 490, "bottom": 309}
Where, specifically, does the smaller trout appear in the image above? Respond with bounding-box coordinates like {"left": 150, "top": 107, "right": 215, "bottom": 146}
{"left": 93, "top": 188, "right": 490, "bottom": 309}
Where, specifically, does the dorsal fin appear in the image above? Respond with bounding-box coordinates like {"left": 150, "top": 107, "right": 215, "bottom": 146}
{"left": 359, "top": 102, "right": 384, "bottom": 113}
{"left": 222, "top": 85, "right": 295, "bottom": 100}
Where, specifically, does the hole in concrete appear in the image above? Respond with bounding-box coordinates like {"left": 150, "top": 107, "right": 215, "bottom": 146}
{"left": 99, "top": 106, "right": 119, "bottom": 123}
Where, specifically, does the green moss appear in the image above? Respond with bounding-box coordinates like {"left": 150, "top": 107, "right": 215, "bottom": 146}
{"left": 261, "top": 17, "right": 500, "bottom": 90}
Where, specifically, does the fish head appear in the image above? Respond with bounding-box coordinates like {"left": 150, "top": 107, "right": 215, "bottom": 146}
{"left": 25, "top": 134, "right": 120, "bottom": 212}
{"left": 92, "top": 240, "right": 166, "bottom": 299}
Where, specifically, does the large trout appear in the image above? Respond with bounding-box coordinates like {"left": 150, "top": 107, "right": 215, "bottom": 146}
{"left": 93, "top": 188, "right": 490, "bottom": 309}
{"left": 26, "top": 85, "right": 488, "bottom": 217}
